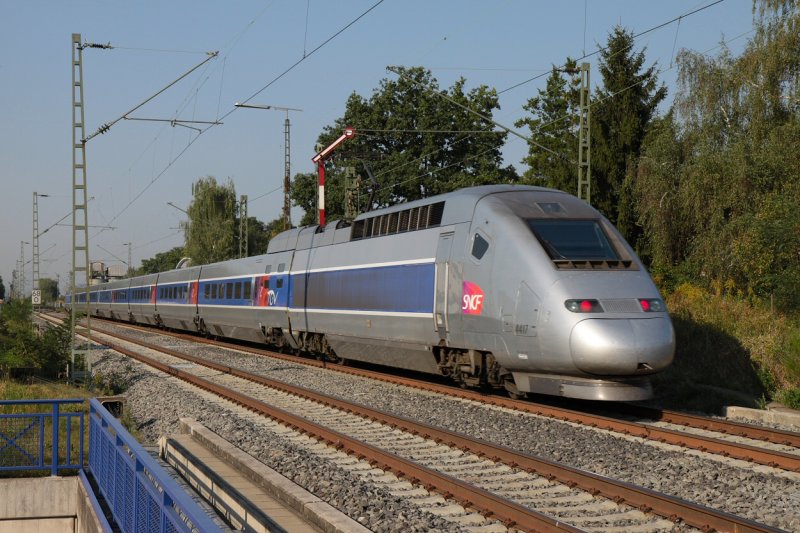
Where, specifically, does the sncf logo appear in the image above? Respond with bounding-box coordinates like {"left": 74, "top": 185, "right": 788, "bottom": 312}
{"left": 462, "top": 281, "right": 485, "bottom": 315}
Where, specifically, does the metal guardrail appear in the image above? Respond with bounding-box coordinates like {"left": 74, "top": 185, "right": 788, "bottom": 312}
{"left": 87, "top": 398, "right": 221, "bottom": 533}
{"left": 0, "top": 398, "right": 84, "bottom": 476}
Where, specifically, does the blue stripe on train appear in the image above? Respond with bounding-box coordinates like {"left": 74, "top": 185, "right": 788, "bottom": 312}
{"left": 291, "top": 263, "right": 435, "bottom": 314}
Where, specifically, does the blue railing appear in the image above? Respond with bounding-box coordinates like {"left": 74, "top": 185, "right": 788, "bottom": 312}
{"left": 0, "top": 398, "right": 84, "bottom": 476}
{"left": 88, "top": 398, "right": 221, "bottom": 533}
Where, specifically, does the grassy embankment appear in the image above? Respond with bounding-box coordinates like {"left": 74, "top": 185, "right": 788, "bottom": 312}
{"left": 650, "top": 283, "right": 800, "bottom": 413}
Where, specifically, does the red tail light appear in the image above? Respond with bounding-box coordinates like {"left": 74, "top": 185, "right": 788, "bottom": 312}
{"left": 565, "top": 299, "right": 603, "bottom": 313}
{"left": 639, "top": 299, "right": 665, "bottom": 312}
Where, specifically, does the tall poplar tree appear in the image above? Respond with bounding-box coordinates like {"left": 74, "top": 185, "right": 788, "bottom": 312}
{"left": 183, "top": 177, "right": 238, "bottom": 265}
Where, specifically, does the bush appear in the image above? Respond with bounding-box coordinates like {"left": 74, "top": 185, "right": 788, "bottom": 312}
{"left": 651, "top": 282, "right": 799, "bottom": 412}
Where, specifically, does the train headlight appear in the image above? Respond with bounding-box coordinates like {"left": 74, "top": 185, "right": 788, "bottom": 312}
{"left": 639, "top": 299, "right": 665, "bottom": 312}
{"left": 565, "top": 299, "right": 603, "bottom": 313}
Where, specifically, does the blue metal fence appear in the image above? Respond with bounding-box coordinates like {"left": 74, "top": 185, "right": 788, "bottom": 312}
{"left": 88, "top": 398, "right": 221, "bottom": 533}
{"left": 0, "top": 398, "right": 84, "bottom": 476}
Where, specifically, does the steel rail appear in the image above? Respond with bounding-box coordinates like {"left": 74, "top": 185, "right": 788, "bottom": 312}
{"left": 611, "top": 404, "right": 800, "bottom": 448}
{"left": 78, "top": 328, "right": 577, "bottom": 532}
{"left": 99, "top": 316, "right": 800, "bottom": 471}
{"left": 46, "top": 314, "right": 800, "bottom": 469}
{"left": 77, "top": 321, "right": 781, "bottom": 533}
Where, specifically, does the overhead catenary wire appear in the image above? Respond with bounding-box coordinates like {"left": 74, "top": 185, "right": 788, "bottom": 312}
{"left": 83, "top": 51, "right": 219, "bottom": 143}
{"left": 498, "top": 0, "right": 726, "bottom": 95}
{"left": 94, "top": 1, "right": 386, "bottom": 237}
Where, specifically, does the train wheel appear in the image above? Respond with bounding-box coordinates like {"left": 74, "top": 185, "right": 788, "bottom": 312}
{"left": 503, "top": 378, "right": 528, "bottom": 400}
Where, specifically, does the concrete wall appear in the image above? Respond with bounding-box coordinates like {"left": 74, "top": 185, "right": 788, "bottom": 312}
{"left": 0, "top": 476, "right": 107, "bottom": 533}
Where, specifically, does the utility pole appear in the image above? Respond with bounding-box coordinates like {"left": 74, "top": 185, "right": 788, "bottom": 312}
{"left": 577, "top": 62, "right": 591, "bottom": 204}
{"left": 234, "top": 103, "right": 302, "bottom": 230}
{"left": 71, "top": 33, "right": 93, "bottom": 382}
{"left": 238, "top": 195, "right": 248, "bottom": 258}
{"left": 19, "top": 241, "right": 29, "bottom": 299}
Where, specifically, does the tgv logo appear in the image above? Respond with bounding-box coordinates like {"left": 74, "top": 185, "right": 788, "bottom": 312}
{"left": 462, "top": 281, "right": 485, "bottom": 315}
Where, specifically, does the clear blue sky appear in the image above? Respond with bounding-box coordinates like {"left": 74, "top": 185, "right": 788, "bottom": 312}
{"left": 0, "top": 0, "right": 755, "bottom": 295}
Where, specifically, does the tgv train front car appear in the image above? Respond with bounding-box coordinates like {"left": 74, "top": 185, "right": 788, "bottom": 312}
{"left": 466, "top": 189, "right": 675, "bottom": 401}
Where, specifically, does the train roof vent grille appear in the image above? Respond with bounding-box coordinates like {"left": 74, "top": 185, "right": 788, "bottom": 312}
{"left": 350, "top": 201, "right": 445, "bottom": 241}
{"left": 552, "top": 259, "right": 636, "bottom": 270}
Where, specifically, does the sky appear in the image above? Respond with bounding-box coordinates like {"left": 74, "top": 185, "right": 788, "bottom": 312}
{"left": 0, "top": 0, "right": 756, "bottom": 296}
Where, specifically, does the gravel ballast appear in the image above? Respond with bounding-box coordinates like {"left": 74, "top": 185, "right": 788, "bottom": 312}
{"left": 91, "top": 324, "right": 800, "bottom": 531}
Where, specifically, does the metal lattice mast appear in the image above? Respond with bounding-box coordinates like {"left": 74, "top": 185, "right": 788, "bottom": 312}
{"left": 239, "top": 195, "right": 248, "bottom": 258}
{"left": 283, "top": 116, "right": 291, "bottom": 230}
{"left": 11, "top": 268, "right": 18, "bottom": 300}
{"left": 577, "top": 62, "right": 591, "bottom": 204}
{"left": 19, "top": 241, "right": 26, "bottom": 299}
{"left": 32, "top": 193, "right": 40, "bottom": 309}
{"left": 71, "top": 33, "right": 92, "bottom": 379}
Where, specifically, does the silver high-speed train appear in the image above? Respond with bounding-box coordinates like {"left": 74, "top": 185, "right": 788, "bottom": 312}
{"left": 68, "top": 185, "right": 675, "bottom": 401}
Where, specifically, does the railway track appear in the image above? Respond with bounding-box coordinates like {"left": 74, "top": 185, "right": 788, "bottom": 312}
{"left": 44, "top": 313, "right": 787, "bottom": 532}
{"left": 62, "top": 313, "right": 800, "bottom": 474}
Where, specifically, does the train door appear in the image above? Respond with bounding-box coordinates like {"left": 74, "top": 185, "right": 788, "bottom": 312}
{"left": 434, "top": 233, "right": 453, "bottom": 336}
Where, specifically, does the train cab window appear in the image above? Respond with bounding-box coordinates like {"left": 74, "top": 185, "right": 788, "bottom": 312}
{"left": 235, "top": 282, "right": 242, "bottom": 299}
{"left": 527, "top": 219, "right": 618, "bottom": 260}
{"left": 471, "top": 233, "right": 490, "bottom": 260}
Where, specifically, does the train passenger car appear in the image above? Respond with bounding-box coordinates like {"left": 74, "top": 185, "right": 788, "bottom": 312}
{"left": 129, "top": 274, "right": 158, "bottom": 325}
{"left": 193, "top": 259, "right": 261, "bottom": 342}
{"left": 103, "top": 279, "right": 131, "bottom": 321}
{"left": 154, "top": 266, "right": 201, "bottom": 331}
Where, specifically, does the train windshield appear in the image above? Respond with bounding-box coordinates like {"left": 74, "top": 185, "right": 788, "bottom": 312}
{"left": 527, "top": 219, "right": 619, "bottom": 260}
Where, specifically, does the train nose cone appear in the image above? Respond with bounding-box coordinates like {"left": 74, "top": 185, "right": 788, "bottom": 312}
{"left": 569, "top": 318, "right": 675, "bottom": 375}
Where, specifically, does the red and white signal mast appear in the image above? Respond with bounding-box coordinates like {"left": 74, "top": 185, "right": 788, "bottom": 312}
{"left": 311, "top": 126, "right": 356, "bottom": 226}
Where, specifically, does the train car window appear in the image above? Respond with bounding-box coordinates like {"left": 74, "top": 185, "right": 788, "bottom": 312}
{"left": 235, "top": 282, "right": 242, "bottom": 299}
{"left": 204, "top": 284, "right": 210, "bottom": 299}
{"left": 471, "top": 233, "right": 490, "bottom": 260}
{"left": 226, "top": 283, "right": 233, "bottom": 299}
{"left": 278, "top": 263, "right": 285, "bottom": 272}
{"left": 527, "top": 219, "right": 619, "bottom": 260}
{"left": 276, "top": 278, "right": 284, "bottom": 289}
{"left": 265, "top": 265, "right": 272, "bottom": 273}
{"left": 244, "top": 281, "right": 252, "bottom": 298}
{"left": 211, "top": 284, "right": 217, "bottom": 299}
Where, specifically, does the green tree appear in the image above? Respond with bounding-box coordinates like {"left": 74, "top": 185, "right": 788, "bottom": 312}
{"left": 137, "top": 246, "right": 186, "bottom": 274}
{"left": 39, "top": 278, "right": 59, "bottom": 304}
{"left": 634, "top": 0, "right": 800, "bottom": 309}
{"left": 292, "top": 67, "right": 515, "bottom": 225}
{"left": 0, "top": 299, "right": 69, "bottom": 377}
{"left": 592, "top": 26, "right": 666, "bottom": 245}
{"left": 0, "top": 275, "right": 5, "bottom": 301}
{"left": 515, "top": 59, "right": 581, "bottom": 192}
{"left": 183, "top": 176, "right": 238, "bottom": 265}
